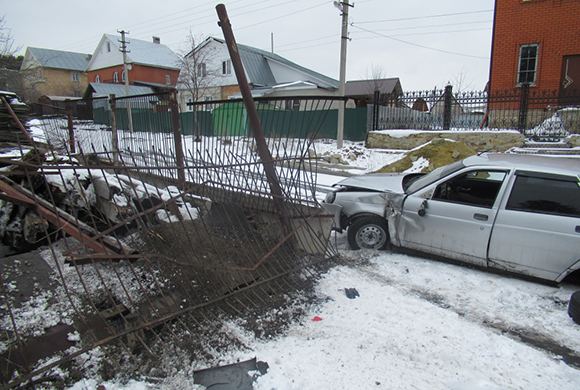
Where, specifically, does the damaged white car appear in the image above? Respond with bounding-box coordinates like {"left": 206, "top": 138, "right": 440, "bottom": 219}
{"left": 322, "top": 153, "right": 580, "bottom": 283}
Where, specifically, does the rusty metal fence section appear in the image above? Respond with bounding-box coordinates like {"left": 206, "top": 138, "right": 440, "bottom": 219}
{"left": 0, "top": 93, "right": 340, "bottom": 388}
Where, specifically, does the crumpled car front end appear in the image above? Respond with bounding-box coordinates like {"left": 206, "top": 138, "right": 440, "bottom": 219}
{"left": 321, "top": 173, "right": 409, "bottom": 246}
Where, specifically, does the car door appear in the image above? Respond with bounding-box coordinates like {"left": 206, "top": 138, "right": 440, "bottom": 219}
{"left": 399, "top": 169, "right": 508, "bottom": 267}
{"left": 488, "top": 171, "right": 580, "bottom": 282}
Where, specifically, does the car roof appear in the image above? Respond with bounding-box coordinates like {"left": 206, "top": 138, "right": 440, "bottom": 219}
{"left": 463, "top": 153, "right": 580, "bottom": 177}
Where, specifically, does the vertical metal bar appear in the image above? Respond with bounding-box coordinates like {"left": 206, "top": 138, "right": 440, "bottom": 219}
{"left": 443, "top": 84, "right": 453, "bottom": 130}
{"left": 66, "top": 99, "right": 76, "bottom": 154}
{"left": 373, "top": 90, "right": 380, "bottom": 130}
{"left": 169, "top": 89, "right": 186, "bottom": 189}
{"left": 109, "top": 94, "right": 119, "bottom": 165}
{"left": 216, "top": 4, "right": 290, "bottom": 232}
{"left": 518, "top": 83, "right": 529, "bottom": 132}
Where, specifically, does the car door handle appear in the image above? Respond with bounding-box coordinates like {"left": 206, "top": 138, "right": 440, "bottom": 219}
{"left": 473, "top": 213, "right": 488, "bottom": 221}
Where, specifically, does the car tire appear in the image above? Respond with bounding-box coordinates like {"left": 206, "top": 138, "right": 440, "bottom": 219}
{"left": 347, "top": 216, "right": 389, "bottom": 250}
{"left": 568, "top": 291, "right": 580, "bottom": 325}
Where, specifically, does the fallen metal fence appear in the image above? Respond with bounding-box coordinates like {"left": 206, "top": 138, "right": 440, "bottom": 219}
{"left": 0, "top": 94, "right": 340, "bottom": 388}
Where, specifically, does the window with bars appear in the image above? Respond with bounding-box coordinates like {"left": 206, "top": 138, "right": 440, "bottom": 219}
{"left": 517, "top": 44, "right": 539, "bottom": 86}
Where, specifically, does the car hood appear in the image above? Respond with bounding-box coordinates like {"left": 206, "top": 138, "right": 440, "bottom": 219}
{"left": 333, "top": 173, "right": 406, "bottom": 193}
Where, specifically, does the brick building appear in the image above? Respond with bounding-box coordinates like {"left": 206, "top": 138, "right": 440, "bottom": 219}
{"left": 86, "top": 34, "right": 180, "bottom": 93}
{"left": 20, "top": 47, "right": 91, "bottom": 103}
{"left": 489, "top": 0, "right": 580, "bottom": 101}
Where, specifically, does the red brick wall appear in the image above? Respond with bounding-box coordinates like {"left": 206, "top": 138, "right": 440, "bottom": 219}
{"left": 489, "top": 0, "right": 580, "bottom": 92}
{"left": 87, "top": 64, "right": 179, "bottom": 86}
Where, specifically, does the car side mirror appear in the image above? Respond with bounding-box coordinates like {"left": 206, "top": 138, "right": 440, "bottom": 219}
{"left": 418, "top": 200, "right": 428, "bottom": 217}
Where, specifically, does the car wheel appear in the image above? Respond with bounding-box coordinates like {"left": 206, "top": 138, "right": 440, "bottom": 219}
{"left": 568, "top": 291, "right": 580, "bottom": 325}
{"left": 348, "top": 216, "right": 389, "bottom": 250}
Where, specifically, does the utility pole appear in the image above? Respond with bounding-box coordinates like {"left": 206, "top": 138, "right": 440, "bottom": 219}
{"left": 335, "top": 0, "right": 352, "bottom": 149}
{"left": 119, "top": 30, "right": 134, "bottom": 133}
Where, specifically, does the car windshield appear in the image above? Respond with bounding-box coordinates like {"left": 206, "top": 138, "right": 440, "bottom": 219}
{"left": 405, "top": 160, "right": 466, "bottom": 194}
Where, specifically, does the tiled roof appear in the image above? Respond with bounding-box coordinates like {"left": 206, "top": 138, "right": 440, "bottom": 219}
{"left": 26, "top": 47, "right": 91, "bottom": 71}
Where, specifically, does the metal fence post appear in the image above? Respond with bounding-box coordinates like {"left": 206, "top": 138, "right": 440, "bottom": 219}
{"left": 372, "top": 90, "right": 380, "bottom": 131}
{"left": 169, "top": 90, "right": 186, "bottom": 190}
{"left": 66, "top": 99, "right": 75, "bottom": 154}
{"left": 443, "top": 84, "right": 453, "bottom": 130}
{"left": 518, "top": 83, "right": 530, "bottom": 132}
{"left": 109, "top": 94, "right": 119, "bottom": 165}
{"left": 217, "top": 4, "right": 292, "bottom": 238}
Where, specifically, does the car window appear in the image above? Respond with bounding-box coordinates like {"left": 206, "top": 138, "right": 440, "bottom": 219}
{"left": 405, "top": 160, "right": 465, "bottom": 194}
{"left": 506, "top": 175, "right": 580, "bottom": 217}
{"left": 432, "top": 170, "right": 507, "bottom": 208}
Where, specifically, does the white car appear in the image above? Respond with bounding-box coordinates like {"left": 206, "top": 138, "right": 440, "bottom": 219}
{"left": 322, "top": 153, "right": 580, "bottom": 283}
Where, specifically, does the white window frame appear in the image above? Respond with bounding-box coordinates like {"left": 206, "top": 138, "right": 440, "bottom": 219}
{"left": 122, "top": 70, "right": 126, "bottom": 83}
{"left": 198, "top": 63, "right": 207, "bottom": 77}
{"left": 166, "top": 74, "right": 171, "bottom": 85}
{"left": 95, "top": 74, "right": 100, "bottom": 83}
{"left": 222, "top": 60, "right": 232, "bottom": 75}
{"left": 517, "top": 43, "right": 539, "bottom": 86}
{"left": 113, "top": 71, "right": 119, "bottom": 83}
{"left": 71, "top": 72, "right": 80, "bottom": 82}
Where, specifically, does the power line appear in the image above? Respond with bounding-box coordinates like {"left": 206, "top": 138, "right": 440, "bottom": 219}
{"left": 351, "top": 23, "right": 489, "bottom": 59}
{"left": 353, "top": 27, "right": 492, "bottom": 39}
{"left": 356, "top": 9, "right": 494, "bottom": 24}
{"left": 371, "top": 20, "right": 491, "bottom": 33}
{"left": 235, "top": 1, "right": 329, "bottom": 31}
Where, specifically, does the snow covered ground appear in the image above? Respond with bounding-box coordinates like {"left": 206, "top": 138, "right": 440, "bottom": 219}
{"left": 74, "top": 236, "right": 580, "bottom": 390}
{"left": 5, "top": 125, "right": 580, "bottom": 389}
{"left": 62, "top": 140, "right": 580, "bottom": 390}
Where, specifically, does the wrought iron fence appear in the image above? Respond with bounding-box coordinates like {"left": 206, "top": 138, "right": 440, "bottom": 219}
{"left": 369, "top": 85, "right": 580, "bottom": 141}
{"left": 0, "top": 93, "right": 341, "bottom": 388}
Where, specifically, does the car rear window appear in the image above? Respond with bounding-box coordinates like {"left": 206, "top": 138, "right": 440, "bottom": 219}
{"left": 506, "top": 175, "right": 580, "bottom": 217}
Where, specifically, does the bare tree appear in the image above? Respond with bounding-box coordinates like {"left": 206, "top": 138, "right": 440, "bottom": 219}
{"left": 177, "top": 32, "right": 220, "bottom": 141}
{"left": 0, "top": 15, "right": 21, "bottom": 56}
{"left": 0, "top": 15, "right": 23, "bottom": 93}
{"left": 440, "top": 67, "right": 476, "bottom": 94}
{"left": 363, "top": 64, "right": 387, "bottom": 94}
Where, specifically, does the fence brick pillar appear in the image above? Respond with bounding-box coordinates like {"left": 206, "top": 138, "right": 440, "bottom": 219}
{"left": 109, "top": 94, "right": 119, "bottom": 165}
{"left": 443, "top": 84, "right": 453, "bottom": 130}
{"left": 518, "top": 83, "right": 530, "bottom": 132}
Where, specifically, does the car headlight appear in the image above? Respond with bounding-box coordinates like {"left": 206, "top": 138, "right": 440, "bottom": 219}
{"left": 324, "top": 191, "right": 336, "bottom": 204}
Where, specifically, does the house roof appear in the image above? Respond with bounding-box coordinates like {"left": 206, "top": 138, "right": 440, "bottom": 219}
{"left": 345, "top": 78, "right": 402, "bottom": 96}
{"left": 87, "top": 34, "right": 180, "bottom": 71}
{"left": 83, "top": 82, "right": 155, "bottom": 99}
{"left": 22, "top": 47, "right": 91, "bottom": 71}
{"left": 200, "top": 37, "right": 338, "bottom": 90}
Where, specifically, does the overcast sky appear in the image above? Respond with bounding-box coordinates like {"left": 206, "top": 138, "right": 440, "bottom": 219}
{"left": 2, "top": 0, "right": 495, "bottom": 91}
